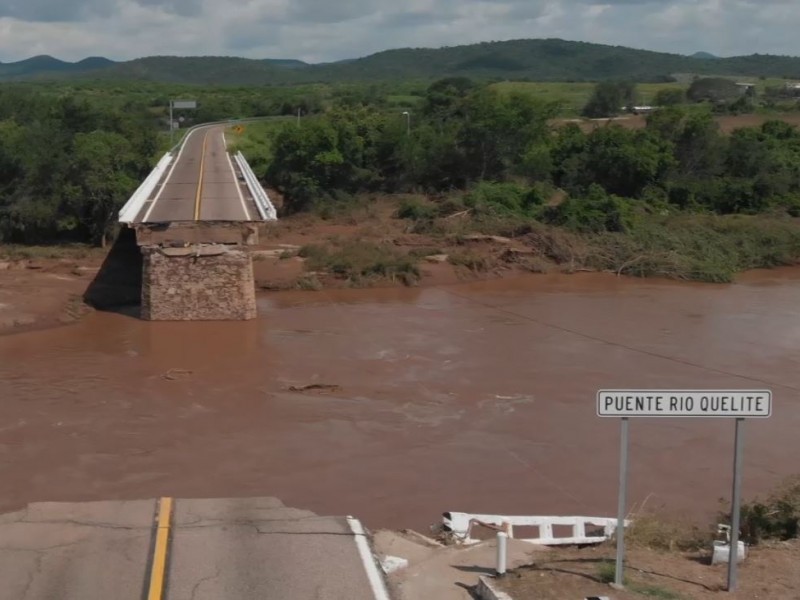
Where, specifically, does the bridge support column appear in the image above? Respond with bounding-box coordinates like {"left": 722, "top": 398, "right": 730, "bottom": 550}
{"left": 141, "top": 245, "right": 256, "bottom": 321}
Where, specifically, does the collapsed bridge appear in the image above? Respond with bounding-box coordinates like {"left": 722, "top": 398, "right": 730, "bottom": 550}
{"left": 117, "top": 123, "right": 277, "bottom": 320}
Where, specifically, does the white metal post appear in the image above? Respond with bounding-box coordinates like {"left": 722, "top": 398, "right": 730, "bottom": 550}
{"left": 615, "top": 417, "right": 629, "bottom": 587}
{"left": 727, "top": 418, "right": 745, "bottom": 592}
{"left": 496, "top": 532, "right": 508, "bottom": 576}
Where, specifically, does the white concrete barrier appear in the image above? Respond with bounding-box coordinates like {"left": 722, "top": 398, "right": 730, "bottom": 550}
{"left": 118, "top": 153, "right": 173, "bottom": 224}
{"left": 442, "top": 512, "right": 630, "bottom": 546}
{"left": 234, "top": 151, "right": 277, "bottom": 221}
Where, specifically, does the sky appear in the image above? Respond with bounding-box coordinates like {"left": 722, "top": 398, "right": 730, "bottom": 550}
{"left": 0, "top": 0, "right": 798, "bottom": 63}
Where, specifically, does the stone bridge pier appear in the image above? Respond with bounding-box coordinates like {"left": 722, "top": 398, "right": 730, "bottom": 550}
{"left": 136, "top": 222, "right": 260, "bottom": 321}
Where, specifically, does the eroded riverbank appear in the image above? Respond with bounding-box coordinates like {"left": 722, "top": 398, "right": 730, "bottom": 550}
{"left": 1, "top": 269, "right": 799, "bottom": 531}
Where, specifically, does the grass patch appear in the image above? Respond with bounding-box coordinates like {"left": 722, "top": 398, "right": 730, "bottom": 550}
{"left": 522, "top": 213, "right": 800, "bottom": 283}
{"left": 592, "top": 214, "right": 800, "bottom": 282}
{"left": 625, "top": 509, "right": 711, "bottom": 552}
{"left": 226, "top": 118, "right": 291, "bottom": 174}
{"left": 596, "top": 560, "right": 620, "bottom": 584}
{"left": 448, "top": 250, "right": 492, "bottom": 272}
{"left": 296, "top": 274, "right": 323, "bottom": 291}
{"left": 299, "top": 240, "right": 420, "bottom": 286}
{"left": 490, "top": 81, "right": 686, "bottom": 115}
{"left": 630, "top": 584, "right": 684, "bottom": 599}
{"left": 0, "top": 244, "right": 98, "bottom": 260}
{"left": 408, "top": 246, "right": 444, "bottom": 259}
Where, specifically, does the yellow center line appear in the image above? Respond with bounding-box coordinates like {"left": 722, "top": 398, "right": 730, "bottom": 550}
{"left": 147, "top": 497, "right": 174, "bottom": 600}
{"left": 193, "top": 131, "right": 211, "bottom": 221}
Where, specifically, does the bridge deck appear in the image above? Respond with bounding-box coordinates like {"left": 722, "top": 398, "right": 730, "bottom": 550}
{"left": 0, "top": 497, "right": 385, "bottom": 600}
{"left": 135, "top": 125, "right": 260, "bottom": 224}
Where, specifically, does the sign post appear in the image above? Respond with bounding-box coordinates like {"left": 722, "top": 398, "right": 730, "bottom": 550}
{"left": 597, "top": 390, "right": 771, "bottom": 592}
{"left": 169, "top": 100, "right": 197, "bottom": 144}
{"left": 615, "top": 417, "right": 629, "bottom": 588}
{"left": 728, "top": 417, "right": 745, "bottom": 591}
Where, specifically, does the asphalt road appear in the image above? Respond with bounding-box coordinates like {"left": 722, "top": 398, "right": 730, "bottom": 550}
{"left": 137, "top": 126, "right": 258, "bottom": 223}
{"left": 0, "top": 497, "right": 384, "bottom": 600}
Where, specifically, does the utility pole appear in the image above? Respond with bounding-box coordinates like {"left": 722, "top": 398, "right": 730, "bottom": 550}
{"left": 402, "top": 111, "right": 411, "bottom": 135}
{"left": 169, "top": 100, "right": 174, "bottom": 145}
{"left": 297, "top": 108, "right": 302, "bottom": 127}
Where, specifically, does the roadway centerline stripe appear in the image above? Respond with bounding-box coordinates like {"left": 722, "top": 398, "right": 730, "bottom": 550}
{"left": 147, "top": 497, "right": 174, "bottom": 600}
{"left": 142, "top": 127, "right": 202, "bottom": 223}
{"left": 193, "top": 131, "right": 211, "bottom": 221}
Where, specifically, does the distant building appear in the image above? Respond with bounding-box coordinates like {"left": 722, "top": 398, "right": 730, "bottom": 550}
{"left": 784, "top": 82, "right": 800, "bottom": 90}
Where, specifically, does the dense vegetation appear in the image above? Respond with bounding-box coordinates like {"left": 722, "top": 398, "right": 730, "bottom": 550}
{"left": 0, "top": 82, "right": 331, "bottom": 244}
{"left": 3, "top": 73, "right": 800, "bottom": 286}
{"left": 0, "top": 89, "right": 159, "bottom": 244}
{"left": 5, "top": 39, "right": 800, "bottom": 84}
{"left": 263, "top": 78, "right": 800, "bottom": 219}
{"left": 246, "top": 77, "right": 800, "bottom": 281}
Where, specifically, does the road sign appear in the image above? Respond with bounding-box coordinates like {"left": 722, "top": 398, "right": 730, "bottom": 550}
{"left": 597, "top": 390, "right": 771, "bottom": 418}
{"left": 172, "top": 100, "right": 197, "bottom": 109}
{"left": 599, "top": 388, "right": 772, "bottom": 593}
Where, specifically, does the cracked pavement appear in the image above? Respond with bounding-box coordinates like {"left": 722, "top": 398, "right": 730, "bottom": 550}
{"left": 0, "top": 497, "right": 381, "bottom": 600}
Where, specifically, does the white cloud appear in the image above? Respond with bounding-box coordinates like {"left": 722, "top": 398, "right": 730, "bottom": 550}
{"left": 0, "top": 0, "right": 798, "bottom": 62}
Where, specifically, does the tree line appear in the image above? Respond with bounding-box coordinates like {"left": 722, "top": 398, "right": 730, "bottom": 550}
{"left": 582, "top": 78, "right": 800, "bottom": 119}
{"left": 266, "top": 77, "right": 800, "bottom": 231}
{"left": 2, "top": 78, "right": 799, "bottom": 246}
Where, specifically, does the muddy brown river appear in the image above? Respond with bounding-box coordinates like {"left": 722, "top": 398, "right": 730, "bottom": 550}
{"left": 1, "top": 271, "right": 799, "bottom": 531}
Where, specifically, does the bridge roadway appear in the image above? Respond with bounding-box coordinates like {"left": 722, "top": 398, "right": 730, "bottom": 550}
{"left": 0, "top": 497, "right": 387, "bottom": 600}
{"left": 136, "top": 125, "right": 260, "bottom": 224}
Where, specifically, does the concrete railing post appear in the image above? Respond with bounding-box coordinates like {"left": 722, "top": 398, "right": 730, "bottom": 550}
{"left": 496, "top": 532, "right": 508, "bottom": 576}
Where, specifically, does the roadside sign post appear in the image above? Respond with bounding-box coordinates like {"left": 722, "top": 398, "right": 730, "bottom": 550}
{"left": 728, "top": 417, "right": 745, "bottom": 591}
{"left": 169, "top": 100, "right": 197, "bottom": 144}
{"left": 597, "top": 390, "right": 772, "bottom": 592}
{"left": 615, "top": 417, "right": 629, "bottom": 588}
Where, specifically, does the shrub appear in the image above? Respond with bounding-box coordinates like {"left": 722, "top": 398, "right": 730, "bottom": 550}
{"left": 396, "top": 196, "right": 437, "bottom": 221}
{"left": 301, "top": 241, "right": 420, "bottom": 286}
{"left": 720, "top": 476, "right": 800, "bottom": 544}
{"left": 542, "top": 185, "right": 635, "bottom": 233}
{"left": 448, "top": 250, "right": 492, "bottom": 271}
{"left": 464, "top": 181, "right": 543, "bottom": 218}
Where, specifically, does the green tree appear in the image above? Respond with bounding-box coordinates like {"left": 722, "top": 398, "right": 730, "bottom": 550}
{"left": 654, "top": 88, "right": 685, "bottom": 106}
{"left": 62, "top": 131, "right": 139, "bottom": 245}
{"left": 554, "top": 125, "right": 672, "bottom": 197}
{"left": 459, "top": 88, "right": 557, "bottom": 181}
{"left": 582, "top": 82, "right": 636, "bottom": 118}
{"left": 687, "top": 78, "right": 741, "bottom": 104}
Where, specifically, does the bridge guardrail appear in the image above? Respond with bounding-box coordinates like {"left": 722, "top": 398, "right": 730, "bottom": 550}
{"left": 234, "top": 151, "right": 277, "bottom": 221}
{"left": 118, "top": 152, "right": 173, "bottom": 224}
{"left": 442, "top": 511, "right": 630, "bottom": 546}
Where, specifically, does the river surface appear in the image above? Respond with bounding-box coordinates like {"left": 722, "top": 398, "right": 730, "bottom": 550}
{"left": 1, "top": 270, "right": 800, "bottom": 531}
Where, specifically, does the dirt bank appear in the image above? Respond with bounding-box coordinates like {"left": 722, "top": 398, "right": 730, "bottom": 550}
{"left": 0, "top": 248, "right": 105, "bottom": 336}
{"left": 498, "top": 540, "right": 800, "bottom": 599}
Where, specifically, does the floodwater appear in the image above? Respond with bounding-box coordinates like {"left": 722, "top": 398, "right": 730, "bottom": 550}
{"left": 1, "top": 270, "right": 800, "bottom": 531}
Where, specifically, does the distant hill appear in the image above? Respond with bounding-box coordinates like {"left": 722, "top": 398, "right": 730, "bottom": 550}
{"left": 2, "top": 39, "right": 800, "bottom": 84}
{"left": 0, "top": 54, "right": 119, "bottom": 79}
{"left": 690, "top": 51, "right": 720, "bottom": 60}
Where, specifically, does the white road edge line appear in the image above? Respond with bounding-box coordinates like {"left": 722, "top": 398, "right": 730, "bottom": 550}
{"left": 141, "top": 126, "right": 203, "bottom": 223}
{"left": 346, "top": 516, "right": 391, "bottom": 600}
{"left": 223, "top": 132, "right": 251, "bottom": 221}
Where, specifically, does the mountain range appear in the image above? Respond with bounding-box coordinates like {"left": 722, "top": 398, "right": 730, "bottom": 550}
{"left": 1, "top": 39, "right": 799, "bottom": 85}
